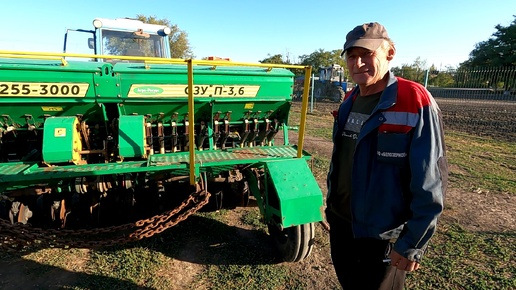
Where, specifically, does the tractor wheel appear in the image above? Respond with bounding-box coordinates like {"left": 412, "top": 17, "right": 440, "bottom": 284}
{"left": 268, "top": 222, "right": 315, "bottom": 262}
{"left": 313, "top": 82, "right": 324, "bottom": 100}
{"left": 314, "top": 88, "right": 323, "bottom": 100}
{"left": 332, "top": 86, "right": 345, "bottom": 103}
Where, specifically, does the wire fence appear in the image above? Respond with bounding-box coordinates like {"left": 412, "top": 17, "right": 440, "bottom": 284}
{"left": 426, "top": 67, "right": 516, "bottom": 142}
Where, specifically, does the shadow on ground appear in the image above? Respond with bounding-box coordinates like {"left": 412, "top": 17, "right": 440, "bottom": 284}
{"left": 127, "top": 213, "right": 279, "bottom": 266}
{"left": 0, "top": 257, "right": 154, "bottom": 290}
{"left": 0, "top": 211, "right": 279, "bottom": 289}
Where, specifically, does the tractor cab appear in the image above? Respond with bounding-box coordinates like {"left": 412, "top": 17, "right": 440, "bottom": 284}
{"left": 63, "top": 18, "right": 172, "bottom": 61}
{"left": 319, "top": 64, "right": 344, "bottom": 83}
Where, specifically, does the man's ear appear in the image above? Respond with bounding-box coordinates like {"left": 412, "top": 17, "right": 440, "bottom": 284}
{"left": 386, "top": 46, "right": 396, "bottom": 61}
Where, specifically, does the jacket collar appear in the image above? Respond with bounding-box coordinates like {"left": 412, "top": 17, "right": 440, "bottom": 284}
{"left": 376, "top": 71, "right": 398, "bottom": 110}
{"left": 339, "top": 72, "right": 399, "bottom": 123}
{"left": 339, "top": 72, "right": 399, "bottom": 142}
{"left": 348, "top": 71, "right": 398, "bottom": 110}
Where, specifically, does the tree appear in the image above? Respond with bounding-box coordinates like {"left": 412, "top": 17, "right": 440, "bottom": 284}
{"left": 258, "top": 54, "right": 291, "bottom": 64}
{"left": 298, "top": 49, "right": 348, "bottom": 79}
{"left": 136, "top": 15, "right": 193, "bottom": 59}
{"left": 426, "top": 65, "right": 455, "bottom": 87}
{"left": 458, "top": 16, "right": 516, "bottom": 91}
{"left": 391, "top": 57, "right": 427, "bottom": 84}
{"left": 299, "top": 49, "right": 344, "bottom": 68}
{"left": 461, "top": 15, "right": 516, "bottom": 67}
{"left": 258, "top": 54, "right": 307, "bottom": 76}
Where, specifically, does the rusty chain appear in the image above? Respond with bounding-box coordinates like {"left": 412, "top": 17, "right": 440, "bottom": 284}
{"left": 0, "top": 190, "right": 211, "bottom": 251}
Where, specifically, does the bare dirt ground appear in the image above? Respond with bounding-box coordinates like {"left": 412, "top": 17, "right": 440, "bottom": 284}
{"left": 0, "top": 101, "right": 514, "bottom": 290}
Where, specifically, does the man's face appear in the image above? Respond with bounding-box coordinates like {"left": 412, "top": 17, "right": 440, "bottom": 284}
{"left": 345, "top": 46, "right": 391, "bottom": 88}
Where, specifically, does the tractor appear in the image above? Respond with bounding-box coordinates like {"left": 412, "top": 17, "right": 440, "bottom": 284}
{"left": 313, "top": 64, "right": 350, "bottom": 103}
{"left": 0, "top": 18, "right": 323, "bottom": 263}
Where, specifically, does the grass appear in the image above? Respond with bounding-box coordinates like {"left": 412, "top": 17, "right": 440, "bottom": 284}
{"left": 1, "top": 105, "right": 515, "bottom": 289}
{"left": 185, "top": 211, "right": 300, "bottom": 290}
{"left": 79, "top": 247, "right": 174, "bottom": 289}
{"left": 408, "top": 224, "right": 516, "bottom": 289}
{"left": 288, "top": 104, "right": 335, "bottom": 139}
{"left": 196, "top": 262, "right": 298, "bottom": 290}
{"left": 445, "top": 132, "right": 516, "bottom": 194}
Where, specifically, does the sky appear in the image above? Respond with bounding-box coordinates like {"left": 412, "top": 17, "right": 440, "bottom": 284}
{"left": 1, "top": 0, "right": 515, "bottom": 69}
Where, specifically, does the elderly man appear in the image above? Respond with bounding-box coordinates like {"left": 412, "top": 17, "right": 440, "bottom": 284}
{"left": 326, "top": 22, "right": 448, "bottom": 289}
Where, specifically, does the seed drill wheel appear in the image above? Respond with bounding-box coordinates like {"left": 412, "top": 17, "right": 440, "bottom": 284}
{"left": 268, "top": 222, "right": 315, "bottom": 262}
{"left": 8, "top": 201, "right": 33, "bottom": 224}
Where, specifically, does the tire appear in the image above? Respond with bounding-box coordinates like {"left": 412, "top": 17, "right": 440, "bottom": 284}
{"left": 313, "top": 82, "right": 325, "bottom": 100}
{"left": 332, "top": 86, "right": 345, "bottom": 103}
{"left": 268, "top": 222, "right": 315, "bottom": 262}
{"left": 314, "top": 87, "right": 323, "bottom": 100}
{"left": 207, "top": 190, "right": 224, "bottom": 211}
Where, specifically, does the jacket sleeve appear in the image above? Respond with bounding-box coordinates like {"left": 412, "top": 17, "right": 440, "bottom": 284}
{"left": 393, "top": 87, "right": 448, "bottom": 262}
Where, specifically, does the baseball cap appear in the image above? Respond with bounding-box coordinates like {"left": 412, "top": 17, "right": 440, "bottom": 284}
{"left": 341, "top": 22, "right": 389, "bottom": 56}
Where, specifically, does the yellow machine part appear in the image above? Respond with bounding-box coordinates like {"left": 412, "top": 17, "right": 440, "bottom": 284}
{"left": 42, "top": 117, "right": 82, "bottom": 164}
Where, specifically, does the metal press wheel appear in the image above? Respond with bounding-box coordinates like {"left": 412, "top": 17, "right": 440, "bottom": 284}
{"left": 268, "top": 222, "right": 315, "bottom": 262}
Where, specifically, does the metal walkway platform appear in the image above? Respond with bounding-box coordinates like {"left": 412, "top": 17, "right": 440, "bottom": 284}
{"left": 0, "top": 145, "right": 306, "bottom": 188}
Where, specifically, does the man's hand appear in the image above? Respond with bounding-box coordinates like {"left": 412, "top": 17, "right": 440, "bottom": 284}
{"left": 389, "top": 250, "right": 420, "bottom": 271}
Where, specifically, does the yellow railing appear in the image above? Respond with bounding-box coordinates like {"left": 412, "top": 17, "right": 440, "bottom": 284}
{"left": 0, "top": 50, "right": 313, "bottom": 185}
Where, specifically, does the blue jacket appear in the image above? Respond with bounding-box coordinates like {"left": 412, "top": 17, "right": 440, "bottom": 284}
{"left": 327, "top": 72, "right": 448, "bottom": 262}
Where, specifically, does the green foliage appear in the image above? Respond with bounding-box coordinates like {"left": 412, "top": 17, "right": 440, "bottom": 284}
{"left": 136, "top": 14, "right": 193, "bottom": 58}
{"left": 298, "top": 49, "right": 344, "bottom": 68}
{"left": 455, "top": 16, "right": 516, "bottom": 91}
{"left": 461, "top": 15, "right": 516, "bottom": 67}
{"left": 391, "top": 57, "right": 428, "bottom": 84}
{"left": 457, "top": 66, "right": 516, "bottom": 92}
{"left": 297, "top": 49, "right": 350, "bottom": 80}
{"left": 258, "top": 54, "right": 305, "bottom": 76}
{"left": 259, "top": 54, "right": 291, "bottom": 64}
{"left": 428, "top": 68, "right": 455, "bottom": 87}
